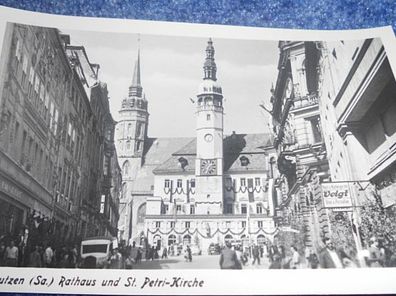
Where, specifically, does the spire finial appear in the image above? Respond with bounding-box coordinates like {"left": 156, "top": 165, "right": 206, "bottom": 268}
{"left": 128, "top": 35, "right": 143, "bottom": 97}
{"left": 203, "top": 38, "right": 217, "bottom": 81}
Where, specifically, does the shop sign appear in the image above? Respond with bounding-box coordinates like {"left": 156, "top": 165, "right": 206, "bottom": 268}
{"left": 322, "top": 182, "right": 352, "bottom": 208}
{"left": 0, "top": 176, "right": 23, "bottom": 200}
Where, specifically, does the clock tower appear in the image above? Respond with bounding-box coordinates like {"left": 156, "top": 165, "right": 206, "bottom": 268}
{"left": 195, "top": 39, "right": 224, "bottom": 214}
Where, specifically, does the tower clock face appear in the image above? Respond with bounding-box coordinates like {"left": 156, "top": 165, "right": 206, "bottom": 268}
{"left": 204, "top": 133, "right": 213, "bottom": 142}
{"left": 200, "top": 159, "right": 217, "bottom": 175}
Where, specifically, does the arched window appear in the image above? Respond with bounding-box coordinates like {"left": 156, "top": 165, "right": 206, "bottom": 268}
{"left": 257, "top": 234, "right": 266, "bottom": 245}
{"left": 122, "top": 160, "right": 130, "bottom": 176}
{"left": 137, "top": 203, "right": 146, "bottom": 223}
{"left": 126, "top": 140, "right": 131, "bottom": 151}
{"left": 183, "top": 234, "right": 191, "bottom": 245}
{"left": 168, "top": 234, "right": 176, "bottom": 246}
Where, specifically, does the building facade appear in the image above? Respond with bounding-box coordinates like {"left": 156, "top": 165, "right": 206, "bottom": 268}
{"left": 0, "top": 23, "right": 121, "bottom": 249}
{"left": 317, "top": 38, "right": 396, "bottom": 256}
{"left": 117, "top": 39, "right": 279, "bottom": 253}
{"left": 270, "top": 37, "right": 396, "bottom": 263}
{"left": 270, "top": 41, "right": 330, "bottom": 252}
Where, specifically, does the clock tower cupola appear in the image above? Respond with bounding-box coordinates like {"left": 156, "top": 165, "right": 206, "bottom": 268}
{"left": 195, "top": 39, "right": 224, "bottom": 213}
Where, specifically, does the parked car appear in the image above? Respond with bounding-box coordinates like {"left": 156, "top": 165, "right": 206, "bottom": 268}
{"left": 80, "top": 236, "right": 116, "bottom": 268}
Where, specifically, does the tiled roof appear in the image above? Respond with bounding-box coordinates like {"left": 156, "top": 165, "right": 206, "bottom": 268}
{"left": 132, "top": 137, "right": 193, "bottom": 193}
{"left": 152, "top": 133, "right": 274, "bottom": 175}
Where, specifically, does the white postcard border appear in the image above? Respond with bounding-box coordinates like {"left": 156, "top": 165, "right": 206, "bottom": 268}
{"left": 0, "top": 5, "right": 395, "bottom": 295}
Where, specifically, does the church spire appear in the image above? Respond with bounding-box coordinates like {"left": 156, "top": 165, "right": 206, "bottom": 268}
{"left": 203, "top": 38, "right": 217, "bottom": 81}
{"left": 128, "top": 49, "right": 143, "bottom": 98}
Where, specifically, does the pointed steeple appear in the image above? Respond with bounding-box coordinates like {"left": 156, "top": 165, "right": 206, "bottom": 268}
{"left": 128, "top": 50, "right": 143, "bottom": 98}
{"left": 203, "top": 38, "right": 217, "bottom": 81}
{"left": 132, "top": 49, "right": 141, "bottom": 87}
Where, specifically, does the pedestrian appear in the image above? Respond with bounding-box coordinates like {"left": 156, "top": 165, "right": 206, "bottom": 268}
{"left": 162, "top": 246, "right": 168, "bottom": 259}
{"left": 367, "top": 237, "right": 385, "bottom": 267}
{"left": 125, "top": 255, "right": 133, "bottom": 269}
{"left": 129, "top": 241, "right": 138, "bottom": 263}
{"left": 269, "top": 243, "right": 279, "bottom": 262}
{"left": 59, "top": 248, "right": 70, "bottom": 268}
{"left": 109, "top": 248, "right": 123, "bottom": 269}
{"left": 0, "top": 241, "right": 6, "bottom": 266}
{"left": 219, "top": 241, "right": 240, "bottom": 269}
{"left": 269, "top": 253, "right": 282, "bottom": 269}
{"left": 43, "top": 244, "right": 54, "bottom": 268}
{"left": 234, "top": 246, "right": 243, "bottom": 269}
{"left": 307, "top": 249, "right": 319, "bottom": 269}
{"left": 136, "top": 247, "right": 142, "bottom": 263}
{"left": 252, "top": 244, "right": 260, "bottom": 265}
{"left": 29, "top": 245, "right": 42, "bottom": 267}
{"left": 68, "top": 245, "right": 78, "bottom": 268}
{"left": 187, "top": 245, "right": 192, "bottom": 262}
{"left": 150, "top": 246, "right": 156, "bottom": 261}
{"left": 339, "top": 250, "right": 357, "bottom": 268}
{"left": 319, "top": 237, "right": 343, "bottom": 268}
{"left": 184, "top": 246, "right": 189, "bottom": 262}
{"left": 290, "top": 246, "right": 300, "bottom": 269}
{"left": 5, "top": 240, "right": 19, "bottom": 267}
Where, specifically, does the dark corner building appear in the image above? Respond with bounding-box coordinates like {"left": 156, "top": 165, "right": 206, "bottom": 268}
{"left": 0, "top": 23, "right": 121, "bottom": 256}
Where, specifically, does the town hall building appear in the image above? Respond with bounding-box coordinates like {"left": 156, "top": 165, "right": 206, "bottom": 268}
{"left": 116, "top": 39, "right": 279, "bottom": 253}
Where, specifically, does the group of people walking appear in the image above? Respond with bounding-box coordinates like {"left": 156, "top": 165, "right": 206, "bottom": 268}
{"left": 0, "top": 239, "right": 79, "bottom": 268}
{"left": 219, "top": 235, "right": 396, "bottom": 269}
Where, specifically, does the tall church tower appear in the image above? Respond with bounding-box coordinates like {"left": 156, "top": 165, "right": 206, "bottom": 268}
{"left": 195, "top": 39, "right": 224, "bottom": 214}
{"left": 116, "top": 50, "right": 149, "bottom": 242}
{"left": 116, "top": 50, "right": 149, "bottom": 181}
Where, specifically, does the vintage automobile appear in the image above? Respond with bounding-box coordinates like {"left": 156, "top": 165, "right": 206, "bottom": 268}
{"left": 80, "top": 236, "right": 116, "bottom": 268}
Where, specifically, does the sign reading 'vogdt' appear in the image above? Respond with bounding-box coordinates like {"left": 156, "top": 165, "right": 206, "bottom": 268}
{"left": 322, "top": 182, "right": 353, "bottom": 208}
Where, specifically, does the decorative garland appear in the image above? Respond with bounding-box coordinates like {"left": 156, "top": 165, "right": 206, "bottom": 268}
{"left": 147, "top": 225, "right": 280, "bottom": 238}
{"left": 225, "top": 185, "right": 268, "bottom": 194}
{"left": 163, "top": 184, "right": 269, "bottom": 195}
{"left": 163, "top": 187, "right": 195, "bottom": 195}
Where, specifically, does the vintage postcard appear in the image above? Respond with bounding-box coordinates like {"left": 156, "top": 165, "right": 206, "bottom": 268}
{"left": 0, "top": 5, "right": 395, "bottom": 295}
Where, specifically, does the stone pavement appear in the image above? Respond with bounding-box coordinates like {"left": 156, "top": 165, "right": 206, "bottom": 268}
{"left": 132, "top": 254, "right": 270, "bottom": 269}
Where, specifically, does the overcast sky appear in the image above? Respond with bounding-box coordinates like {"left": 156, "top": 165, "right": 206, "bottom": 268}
{"left": 63, "top": 29, "right": 279, "bottom": 138}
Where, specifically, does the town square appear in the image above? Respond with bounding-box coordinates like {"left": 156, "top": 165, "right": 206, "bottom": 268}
{"left": 0, "top": 22, "right": 395, "bottom": 270}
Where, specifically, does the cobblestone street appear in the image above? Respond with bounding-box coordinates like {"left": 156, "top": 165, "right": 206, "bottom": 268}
{"left": 133, "top": 255, "right": 270, "bottom": 269}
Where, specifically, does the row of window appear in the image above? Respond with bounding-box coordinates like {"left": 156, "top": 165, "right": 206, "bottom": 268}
{"left": 164, "top": 179, "right": 196, "bottom": 189}
{"left": 160, "top": 203, "right": 267, "bottom": 215}
{"left": 153, "top": 220, "right": 265, "bottom": 229}
{"left": 225, "top": 203, "right": 268, "bottom": 214}
{"left": 118, "top": 140, "right": 143, "bottom": 154}
{"left": 15, "top": 37, "right": 65, "bottom": 135}
{"left": 10, "top": 31, "right": 110, "bottom": 215}
{"left": 161, "top": 204, "right": 195, "bottom": 215}
{"left": 162, "top": 177, "right": 264, "bottom": 189}
{"left": 226, "top": 177, "right": 263, "bottom": 187}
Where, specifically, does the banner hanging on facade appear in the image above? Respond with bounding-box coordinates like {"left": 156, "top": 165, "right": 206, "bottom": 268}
{"left": 322, "top": 182, "right": 353, "bottom": 208}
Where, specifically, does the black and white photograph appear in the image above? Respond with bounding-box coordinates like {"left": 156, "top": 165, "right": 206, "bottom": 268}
{"left": 0, "top": 17, "right": 396, "bottom": 276}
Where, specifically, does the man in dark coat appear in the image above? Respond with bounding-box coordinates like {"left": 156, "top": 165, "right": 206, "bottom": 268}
{"left": 252, "top": 244, "right": 261, "bottom": 265}
{"left": 219, "top": 242, "right": 239, "bottom": 269}
{"left": 319, "top": 237, "right": 343, "bottom": 268}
